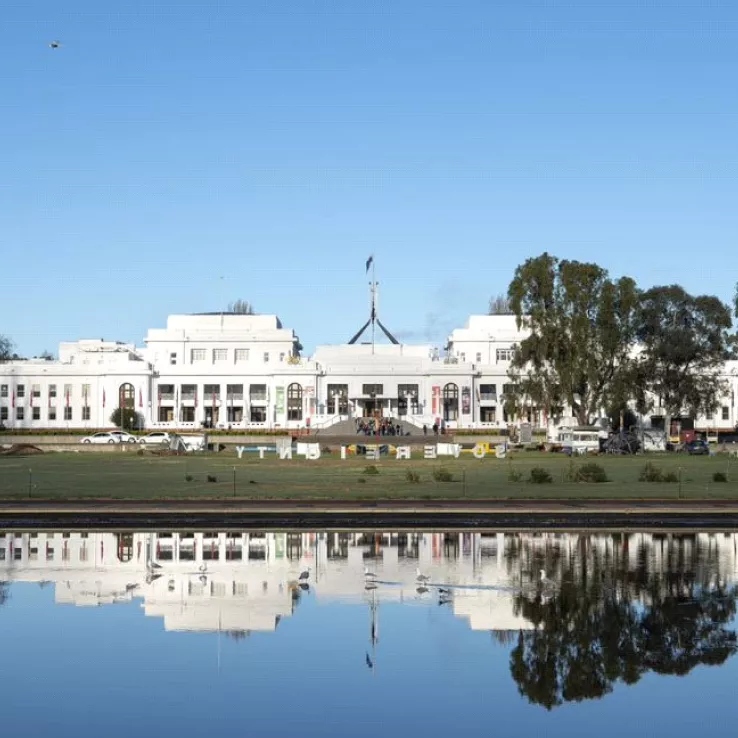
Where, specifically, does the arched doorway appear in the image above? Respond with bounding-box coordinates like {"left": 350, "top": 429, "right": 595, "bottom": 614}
{"left": 118, "top": 383, "right": 135, "bottom": 409}
{"left": 287, "top": 383, "right": 303, "bottom": 421}
{"left": 443, "top": 383, "right": 459, "bottom": 422}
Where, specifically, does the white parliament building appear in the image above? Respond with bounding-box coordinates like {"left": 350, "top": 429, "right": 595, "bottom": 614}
{"left": 1, "top": 303, "right": 738, "bottom": 433}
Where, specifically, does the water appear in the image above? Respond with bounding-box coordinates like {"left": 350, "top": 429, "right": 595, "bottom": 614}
{"left": 2, "top": 529, "right": 738, "bottom": 735}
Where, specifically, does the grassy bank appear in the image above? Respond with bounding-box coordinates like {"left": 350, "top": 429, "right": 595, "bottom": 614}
{"left": 1, "top": 451, "right": 738, "bottom": 500}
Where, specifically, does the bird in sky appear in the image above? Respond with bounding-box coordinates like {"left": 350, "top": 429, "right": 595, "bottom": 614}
{"left": 49, "top": 41, "right": 61, "bottom": 49}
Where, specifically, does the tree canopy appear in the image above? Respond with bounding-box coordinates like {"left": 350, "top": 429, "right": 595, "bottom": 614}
{"left": 633, "top": 285, "right": 732, "bottom": 429}
{"left": 507, "top": 253, "right": 640, "bottom": 425}
{"left": 488, "top": 294, "right": 513, "bottom": 315}
{"left": 227, "top": 299, "right": 255, "bottom": 315}
{"left": 0, "top": 335, "right": 13, "bottom": 362}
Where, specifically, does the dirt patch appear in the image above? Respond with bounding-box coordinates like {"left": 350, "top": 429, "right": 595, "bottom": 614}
{"left": 0, "top": 443, "right": 45, "bottom": 456}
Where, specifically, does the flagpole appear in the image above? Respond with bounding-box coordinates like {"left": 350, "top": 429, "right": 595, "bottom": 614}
{"left": 371, "top": 255, "right": 376, "bottom": 355}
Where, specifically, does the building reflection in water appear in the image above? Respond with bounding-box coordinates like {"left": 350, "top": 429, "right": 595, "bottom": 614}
{"left": 2, "top": 529, "right": 737, "bottom": 708}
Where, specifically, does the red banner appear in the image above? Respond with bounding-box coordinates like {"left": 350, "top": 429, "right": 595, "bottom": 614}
{"left": 431, "top": 386, "right": 440, "bottom": 415}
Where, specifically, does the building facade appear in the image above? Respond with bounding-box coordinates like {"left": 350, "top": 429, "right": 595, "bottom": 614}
{"left": 1, "top": 312, "right": 737, "bottom": 432}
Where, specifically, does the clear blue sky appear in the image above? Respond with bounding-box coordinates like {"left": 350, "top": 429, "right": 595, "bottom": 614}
{"left": 2, "top": 1, "right": 736, "bottom": 357}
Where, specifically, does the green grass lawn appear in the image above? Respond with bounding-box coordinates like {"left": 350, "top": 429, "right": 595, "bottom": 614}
{"left": 1, "top": 450, "right": 738, "bottom": 500}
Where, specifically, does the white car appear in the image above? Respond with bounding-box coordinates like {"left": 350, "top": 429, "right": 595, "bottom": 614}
{"left": 110, "top": 431, "right": 139, "bottom": 444}
{"left": 138, "top": 432, "right": 172, "bottom": 446}
{"left": 81, "top": 432, "right": 121, "bottom": 445}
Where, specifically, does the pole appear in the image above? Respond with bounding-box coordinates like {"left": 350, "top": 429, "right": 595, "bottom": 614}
{"left": 28, "top": 468, "right": 32, "bottom": 498}
{"left": 232, "top": 466, "right": 236, "bottom": 498}
{"left": 371, "top": 257, "right": 376, "bottom": 355}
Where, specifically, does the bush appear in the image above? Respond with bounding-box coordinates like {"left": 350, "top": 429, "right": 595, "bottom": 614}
{"left": 405, "top": 469, "right": 421, "bottom": 483}
{"left": 363, "top": 465, "right": 380, "bottom": 475}
{"left": 639, "top": 462, "right": 679, "bottom": 483}
{"left": 529, "top": 467, "right": 553, "bottom": 484}
{"left": 432, "top": 467, "right": 454, "bottom": 483}
{"left": 713, "top": 471, "right": 728, "bottom": 483}
{"left": 508, "top": 469, "right": 523, "bottom": 483}
{"left": 575, "top": 463, "right": 609, "bottom": 483}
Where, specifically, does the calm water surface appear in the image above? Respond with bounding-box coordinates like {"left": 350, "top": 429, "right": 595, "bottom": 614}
{"left": 2, "top": 529, "right": 738, "bottom": 736}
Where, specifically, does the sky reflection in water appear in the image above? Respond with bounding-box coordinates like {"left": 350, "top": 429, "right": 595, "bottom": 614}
{"left": 2, "top": 529, "right": 738, "bottom": 736}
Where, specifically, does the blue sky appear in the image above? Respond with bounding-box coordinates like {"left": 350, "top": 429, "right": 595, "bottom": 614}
{"left": 2, "top": 0, "right": 736, "bottom": 356}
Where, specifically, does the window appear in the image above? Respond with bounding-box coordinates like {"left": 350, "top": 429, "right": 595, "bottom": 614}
{"left": 327, "top": 384, "right": 349, "bottom": 414}
{"left": 459, "top": 353, "right": 466, "bottom": 362}
{"left": 279, "top": 352, "right": 285, "bottom": 362}
{"left": 32, "top": 407, "right": 41, "bottom": 420}
{"left": 204, "top": 384, "right": 220, "bottom": 402}
{"left": 49, "top": 384, "right": 57, "bottom": 399}
{"left": 250, "top": 406, "right": 267, "bottom": 423}
{"left": 480, "top": 407, "right": 497, "bottom": 423}
{"left": 443, "top": 383, "right": 459, "bottom": 421}
{"left": 250, "top": 384, "right": 267, "bottom": 402}
{"left": 0, "top": 407, "right": 7, "bottom": 421}
{"left": 0, "top": 384, "right": 6, "bottom": 398}
{"left": 170, "top": 353, "right": 177, "bottom": 365}
{"left": 48, "top": 406, "right": 56, "bottom": 421}
{"left": 706, "top": 409, "right": 713, "bottom": 420}
{"left": 287, "top": 383, "right": 303, "bottom": 421}
{"left": 17, "top": 385, "right": 25, "bottom": 398}
{"left": 502, "top": 383, "right": 518, "bottom": 396}
{"left": 181, "top": 406, "right": 195, "bottom": 422}
{"left": 397, "top": 384, "right": 419, "bottom": 416}
{"left": 82, "top": 407, "right": 91, "bottom": 421}
{"left": 722, "top": 406, "right": 730, "bottom": 421}
{"left": 263, "top": 352, "right": 269, "bottom": 363}
{"left": 191, "top": 348, "right": 206, "bottom": 362}
{"left": 479, "top": 384, "right": 497, "bottom": 400}
{"left": 476, "top": 352, "right": 482, "bottom": 363}
{"left": 362, "top": 384, "right": 384, "bottom": 396}
{"left": 32, "top": 384, "right": 41, "bottom": 399}
{"left": 64, "top": 407, "right": 72, "bottom": 421}
{"left": 16, "top": 407, "right": 24, "bottom": 421}
{"left": 235, "top": 348, "right": 249, "bottom": 363}
{"left": 496, "top": 348, "right": 515, "bottom": 362}
{"left": 213, "top": 349, "right": 227, "bottom": 362}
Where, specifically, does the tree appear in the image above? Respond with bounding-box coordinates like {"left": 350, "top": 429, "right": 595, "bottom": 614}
{"left": 633, "top": 286, "right": 732, "bottom": 436}
{"left": 39, "top": 350, "right": 55, "bottom": 360}
{"left": 507, "top": 253, "right": 640, "bottom": 426}
{"left": 110, "top": 407, "right": 143, "bottom": 430}
{"left": 227, "top": 299, "right": 255, "bottom": 315}
{"left": 0, "top": 582, "right": 8, "bottom": 607}
{"left": 0, "top": 335, "right": 13, "bottom": 362}
{"left": 488, "top": 294, "right": 513, "bottom": 315}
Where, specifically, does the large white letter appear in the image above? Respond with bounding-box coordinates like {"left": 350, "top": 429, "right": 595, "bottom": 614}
{"left": 306, "top": 443, "right": 321, "bottom": 460}
{"left": 257, "top": 446, "right": 268, "bottom": 459}
{"left": 472, "top": 443, "right": 486, "bottom": 459}
{"left": 278, "top": 446, "right": 293, "bottom": 460}
{"left": 396, "top": 446, "right": 411, "bottom": 460}
{"left": 365, "top": 446, "right": 379, "bottom": 461}
{"left": 340, "top": 445, "right": 347, "bottom": 460}
{"left": 236, "top": 446, "right": 246, "bottom": 459}
{"left": 424, "top": 445, "right": 437, "bottom": 460}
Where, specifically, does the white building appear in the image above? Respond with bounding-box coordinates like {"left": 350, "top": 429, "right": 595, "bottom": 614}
{"left": 2, "top": 309, "right": 738, "bottom": 433}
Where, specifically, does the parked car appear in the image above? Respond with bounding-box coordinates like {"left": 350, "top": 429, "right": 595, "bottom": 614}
{"left": 684, "top": 439, "right": 710, "bottom": 455}
{"left": 80, "top": 432, "right": 121, "bottom": 444}
{"left": 138, "top": 432, "right": 172, "bottom": 446}
{"left": 110, "top": 431, "right": 138, "bottom": 444}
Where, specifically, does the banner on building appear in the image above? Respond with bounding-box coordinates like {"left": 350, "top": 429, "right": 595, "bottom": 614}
{"left": 462, "top": 386, "right": 471, "bottom": 415}
{"left": 275, "top": 386, "right": 285, "bottom": 415}
{"left": 431, "top": 386, "right": 440, "bottom": 415}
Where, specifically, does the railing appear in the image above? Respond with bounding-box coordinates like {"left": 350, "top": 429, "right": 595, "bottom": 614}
{"left": 249, "top": 393, "right": 267, "bottom": 402}
{"left": 479, "top": 393, "right": 497, "bottom": 402}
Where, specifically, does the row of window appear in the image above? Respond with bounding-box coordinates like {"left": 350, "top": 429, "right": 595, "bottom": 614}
{"left": 186, "top": 349, "right": 289, "bottom": 365}
{"left": 0, "top": 384, "right": 88, "bottom": 400}
{"left": 1, "top": 407, "right": 83, "bottom": 422}
{"left": 455, "top": 349, "right": 516, "bottom": 363}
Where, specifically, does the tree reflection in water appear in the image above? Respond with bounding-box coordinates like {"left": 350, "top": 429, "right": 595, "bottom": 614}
{"left": 0, "top": 582, "right": 8, "bottom": 606}
{"left": 509, "top": 549, "right": 738, "bottom": 710}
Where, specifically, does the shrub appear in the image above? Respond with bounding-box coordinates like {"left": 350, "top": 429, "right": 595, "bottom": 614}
{"left": 575, "top": 463, "right": 609, "bottom": 483}
{"left": 405, "top": 469, "right": 421, "bottom": 483}
{"left": 713, "top": 471, "right": 728, "bottom": 483}
{"left": 432, "top": 467, "right": 454, "bottom": 483}
{"left": 529, "top": 467, "right": 553, "bottom": 484}
{"left": 662, "top": 472, "right": 679, "bottom": 483}
{"left": 508, "top": 469, "right": 523, "bottom": 483}
{"left": 363, "top": 465, "right": 380, "bottom": 475}
{"left": 639, "top": 462, "right": 664, "bottom": 482}
{"left": 358, "top": 477, "right": 367, "bottom": 484}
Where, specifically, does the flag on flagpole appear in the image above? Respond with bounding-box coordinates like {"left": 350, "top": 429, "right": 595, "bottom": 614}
{"left": 365, "top": 255, "right": 373, "bottom": 273}
{"left": 29, "top": 390, "right": 33, "bottom": 408}
{"left": 139, "top": 389, "right": 143, "bottom": 408}
{"left": 66, "top": 388, "right": 70, "bottom": 408}
{"left": 12, "top": 389, "right": 15, "bottom": 408}
{"left": 102, "top": 388, "right": 106, "bottom": 408}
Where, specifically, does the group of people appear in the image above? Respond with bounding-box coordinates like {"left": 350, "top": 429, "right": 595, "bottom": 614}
{"left": 355, "top": 417, "right": 409, "bottom": 437}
